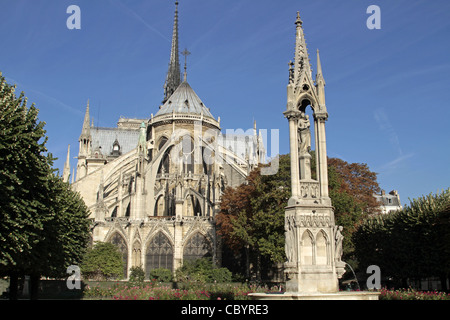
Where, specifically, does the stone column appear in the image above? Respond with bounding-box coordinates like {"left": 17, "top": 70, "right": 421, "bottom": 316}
{"left": 283, "top": 110, "right": 301, "bottom": 203}
{"left": 299, "top": 153, "right": 312, "bottom": 180}
{"left": 173, "top": 220, "right": 183, "bottom": 272}
{"left": 315, "top": 114, "right": 330, "bottom": 201}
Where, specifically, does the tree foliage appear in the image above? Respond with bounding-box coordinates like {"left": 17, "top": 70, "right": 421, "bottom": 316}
{"left": 0, "top": 72, "right": 91, "bottom": 298}
{"left": 80, "top": 242, "right": 124, "bottom": 281}
{"left": 217, "top": 153, "right": 380, "bottom": 279}
{"left": 0, "top": 73, "right": 52, "bottom": 271}
{"left": 129, "top": 266, "right": 146, "bottom": 287}
{"left": 217, "top": 155, "right": 289, "bottom": 279}
{"left": 353, "top": 189, "right": 450, "bottom": 288}
{"left": 149, "top": 268, "right": 173, "bottom": 283}
{"left": 33, "top": 176, "right": 91, "bottom": 278}
{"left": 176, "top": 258, "right": 232, "bottom": 283}
{"left": 326, "top": 157, "right": 380, "bottom": 261}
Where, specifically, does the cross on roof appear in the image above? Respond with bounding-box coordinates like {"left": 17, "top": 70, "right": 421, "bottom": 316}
{"left": 181, "top": 48, "right": 191, "bottom": 81}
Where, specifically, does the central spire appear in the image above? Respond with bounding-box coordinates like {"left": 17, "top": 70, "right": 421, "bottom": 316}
{"left": 163, "top": 1, "right": 182, "bottom": 104}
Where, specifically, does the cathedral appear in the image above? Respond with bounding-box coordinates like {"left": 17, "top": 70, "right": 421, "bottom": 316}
{"left": 63, "top": 2, "right": 265, "bottom": 279}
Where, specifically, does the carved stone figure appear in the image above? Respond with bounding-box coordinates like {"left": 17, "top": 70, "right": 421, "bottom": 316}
{"left": 285, "top": 216, "right": 297, "bottom": 263}
{"left": 334, "top": 226, "right": 344, "bottom": 262}
{"left": 297, "top": 113, "right": 311, "bottom": 155}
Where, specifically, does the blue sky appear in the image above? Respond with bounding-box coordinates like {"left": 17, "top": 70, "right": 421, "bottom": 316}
{"left": 1, "top": 0, "right": 449, "bottom": 206}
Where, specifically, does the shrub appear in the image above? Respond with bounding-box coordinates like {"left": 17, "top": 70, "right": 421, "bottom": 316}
{"left": 149, "top": 268, "right": 173, "bottom": 283}
{"left": 209, "top": 268, "right": 233, "bottom": 283}
{"left": 379, "top": 287, "right": 450, "bottom": 300}
{"left": 82, "top": 281, "right": 282, "bottom": 300}
{"left": 176, "top": 258, "right": 233, "bottom": 283}
{"left": 129, "top": 266, "right": 145, "bottom": 287}
{"left": 80, "top": 242, "right": 124, "bottom": 281}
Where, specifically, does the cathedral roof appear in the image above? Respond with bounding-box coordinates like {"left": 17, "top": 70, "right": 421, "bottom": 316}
{"left": 155, "top": 81, "right": 215, "bottom": 119}
{"left": 90, "top": 127, "right": 140, "bottom": 156}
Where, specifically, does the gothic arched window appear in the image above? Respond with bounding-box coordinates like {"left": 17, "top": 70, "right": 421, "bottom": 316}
{"left": 183, "top": 233, "right": 212, "bottom": 263}
{"left": 145, "top": 232, "right": 173, "bottom": 278}
{"left": 316, "top": 230, "right": 328, "bottom": 265}
{"left": 109, "top": 232, "right": 128, "bottom": 278}
{"left": 154, "top": 195, "right": 165, "bottom": 216}
{"left": 300, "top": 231, "right": 313, "bottom": 265}
{"left": 181, "top": 135, "right": 194, "bottom": 175}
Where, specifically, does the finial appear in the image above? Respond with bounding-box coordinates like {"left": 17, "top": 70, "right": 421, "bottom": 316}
{"left": 295, "top": 11, "right": 302, "bottom": 26}
{"left": 181, "top": 48, "right": 191, "bottom": 82}
{"left": 316, "top": 49, "right": 322, "bottom": 73}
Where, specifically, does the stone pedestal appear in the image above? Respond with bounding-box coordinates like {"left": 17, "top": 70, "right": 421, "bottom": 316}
{"left": 284, "top": 204, "right": 339, "bottom": 294}
{"left": 299, "top": 153, "right": 311, "bottom": 180}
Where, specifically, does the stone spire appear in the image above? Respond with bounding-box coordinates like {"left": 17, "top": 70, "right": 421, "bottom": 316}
{"left": 315, "top": 49, "right": 326, "bottom": 107}
{"left": 63, "top": 144, "right": 70, "bottom": 182}
{"left": 79, "top": 99, "right": 91, "bottom": 141}
{"left": 163, "top": 1, "right": 182, "bottom": 104}
{"left": 293, "top": 11, "right": 313, "bottom": 92}
{"left": 78, "top": 99, "right": 92, "bottom": 158}
{"left": 316, "top": 49, "right": 324, "bottom": 81}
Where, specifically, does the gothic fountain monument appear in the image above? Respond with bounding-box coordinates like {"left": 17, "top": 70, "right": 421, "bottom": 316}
{"left": 249, "top": 12, "right": 379, "bottom": 300}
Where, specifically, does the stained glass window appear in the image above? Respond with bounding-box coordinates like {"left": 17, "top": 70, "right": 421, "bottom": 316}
{"left": 183, "top": 233, "right": 212, "bottom": 262}
{"left": 145, "top": 232, "right": 173, "bottom": 278}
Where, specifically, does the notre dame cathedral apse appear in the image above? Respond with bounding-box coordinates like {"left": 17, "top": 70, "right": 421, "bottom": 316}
{"left": 63, "top": 2, "right": 266, "bottom": 279}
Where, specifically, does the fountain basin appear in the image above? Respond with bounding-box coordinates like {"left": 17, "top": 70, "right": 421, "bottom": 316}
{"left": 248, "top": 291, "right": 380, "bottom": 300}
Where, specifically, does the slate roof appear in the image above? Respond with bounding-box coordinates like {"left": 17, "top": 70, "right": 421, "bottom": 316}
{"left": 374, "top": 193, "right": 401, "bottom": 207}
{"left": 155, "top": 81, "right": 215, "bottom": 119}
{"left": 90, "top": 127, "right": 140, "bottom": 156}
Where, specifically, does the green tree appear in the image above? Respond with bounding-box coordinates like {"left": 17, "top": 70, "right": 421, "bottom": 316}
{"left": 353, "top": 188, "right": 450, "bottom": 289}
{"left": 217, "top": 155, "right": 289, "bottom": 280}
{"left": 326, "top": 158, "right": 380, "bottom": 263}
{"left": 80, "top": 242, "right": 124, "bottom": 281}
{"left": 0, "top": 73, "right": 53, "bottom": 295}
{"left": 34, "top": 175, "right": 91, "bottom": 278}
{"left": 0, "top": 72, "right": 91, "bottom": 299}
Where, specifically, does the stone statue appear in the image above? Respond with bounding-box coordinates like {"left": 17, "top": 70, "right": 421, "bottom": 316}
{"left": 297, "top": 113, "right": 311, "bottom": 155}
{"left": 285, "top": 216, "right": 297, "bottom": 263}
{"left": 334, "top": 226, "right": 344, "bottom": 262}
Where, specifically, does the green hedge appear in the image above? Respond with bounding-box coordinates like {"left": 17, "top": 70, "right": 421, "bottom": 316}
{"left": 353, "top": 189, "right": 450, "bottom": 287}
